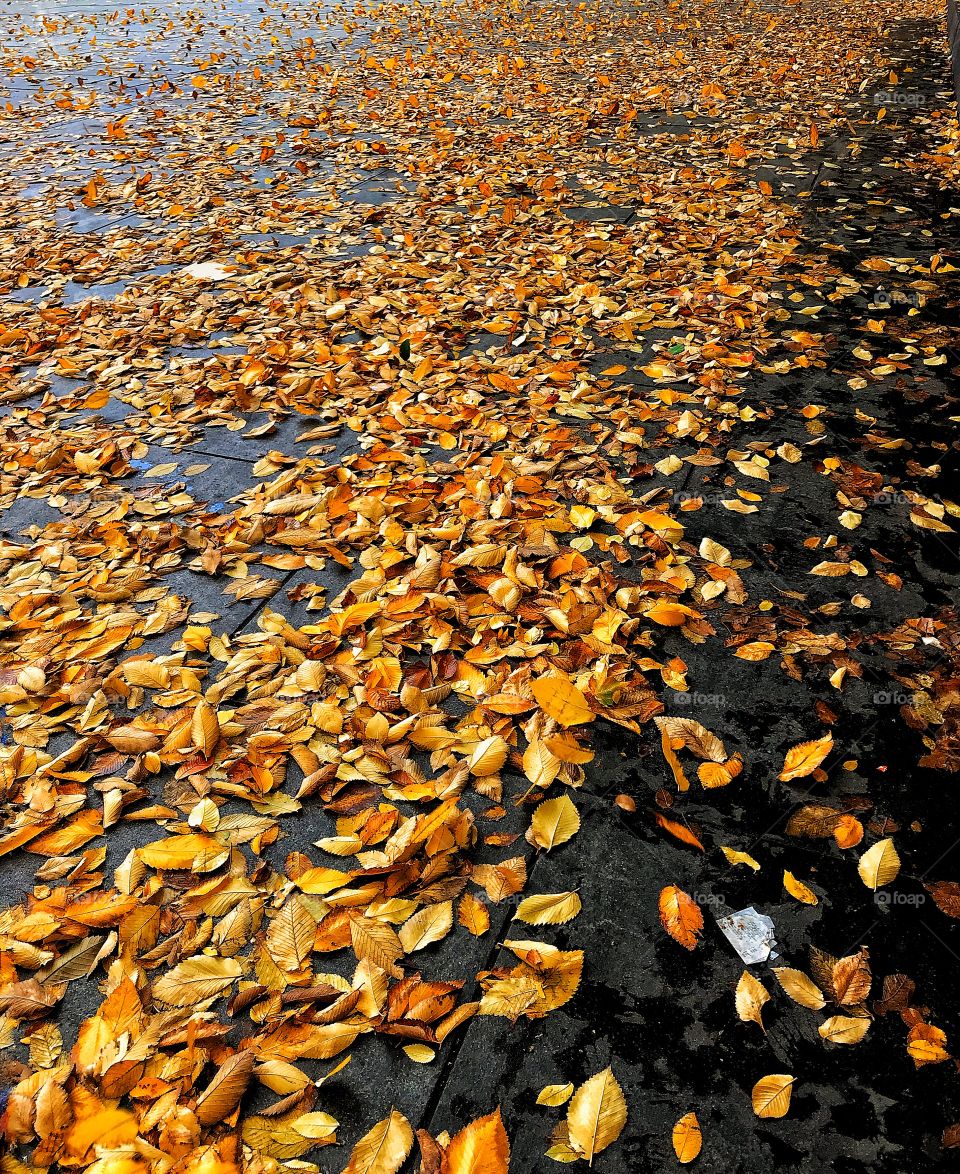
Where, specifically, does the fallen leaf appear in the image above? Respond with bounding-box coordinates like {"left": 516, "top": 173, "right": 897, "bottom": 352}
{"left": 537, "top": 1083, "right": 575, "bottom": 1107}
{"left": 772, "top": 968, "right": 826, "bottom": 1010}
{"left": 659, "top": 886, "right": 704, "bottom": 950}
{"left": 857, "top": 839, "right": 900, "bottom": 890}
{"left": 783, "top": 870, "right": 818, "bottom": 905}
{"left": 672, "top": 1111, "right": 702, "bottom": 1164}
{"left": 531, "top": 675, "right": 594, "bottom": 727}
{"left": 529, "top": 796, "right": 581, "bottom": 851}
{"left": 751, "top": 1074, "right": 795, "bottom": 1119}
{"left": 566, "top": 1067, "right": 628, "bottom": 1162}
{"left": 342, "top": 1109, "right": 414, "bottom": 1174}
{"left": 819, "top": 1016, "right": 870, "bottom": 1045}
{"left": 779, "top": 734, "right": 833, "bottom": 781}
{"left": 736, "top": 971, "right": 770, "bottom": 1030}
{"left": 514, "top": 892, "right": 582, "bottom": 926}
{"left": 442, "top": 1109, "right": 510, "bottom": 1174}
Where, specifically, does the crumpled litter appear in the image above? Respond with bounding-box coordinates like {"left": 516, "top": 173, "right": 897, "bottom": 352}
{"left": 716, "top": 906, "right": 778, "bottom": 965}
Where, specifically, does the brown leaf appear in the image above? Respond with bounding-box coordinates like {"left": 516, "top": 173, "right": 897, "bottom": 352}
{"left": 195, "top": 1050, "right": 254, "bottom": 1125}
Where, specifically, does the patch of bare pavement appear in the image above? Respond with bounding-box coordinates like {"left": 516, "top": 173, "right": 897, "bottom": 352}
{"left": 0, "top": 0, "right": 959, "bottom": 1169}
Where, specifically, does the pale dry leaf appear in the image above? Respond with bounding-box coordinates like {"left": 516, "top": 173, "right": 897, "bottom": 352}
{"left": 566, "top": 1067, "right": 628, "bottom": 1162}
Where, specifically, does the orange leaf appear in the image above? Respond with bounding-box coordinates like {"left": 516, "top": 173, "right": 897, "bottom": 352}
{"left": 778, "top": 733, "right": 833, "bottom": 781}
{"left": 659, "top": 725, "right": 689, "bottom": 792}
{"left": 441, "top": 1108, "right": 510, "bottom": 1174}
{"left": 833, "top": 814, "right": 863, "bottom": 848}
{"left": 658, "top": 885, "right": 704, "bottom": 950}
{"left": 655, "top": 813, "right": 704, "bottom": 852}
{"left": 672, "top": 1111, "right": 702, "bottom": 1163}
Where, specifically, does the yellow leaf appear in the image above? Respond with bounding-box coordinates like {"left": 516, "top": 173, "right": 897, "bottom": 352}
{"left": 751, "top": 1074, "right": 795, "bottom": 1119}
{"left": 566, "top": 1067, "right": 628, "bottom": 1162}
{"left": 735, "top": 971, "right": 769, "bottom": 1030}
{"left": 403, "top": 1044, "right": 436, "bottom": 1064}
{"left": 514, "top": 892, "right": 581, "bottom": 926}
{"left": 640, "top": 361, "right": 677, "bottom": 380}
{"left": 644, "top": 600, "right": 690, "bottom": 627}
{"left": 195, "top": 1050, "right": 254, "bottom": 1125}
{"left": 778, "top": 733, "right": 833, "bottom": 781}
{"left": 537, "top": 1083, "right": 574, "bottom": 1107}
{"left": 267, "top": 896, "right": 319, "bottom": 972}
{"left": 529, "top": 795, "right": 580, "bottom": 851}
{"left": 672, "top": 1111, "right": 702, "bottom": 1164}
{"left": 544, "top": 1120, "right": 580, "bottom": 1162}
{"left": 659, "top": 724, "right": 689, "bottom": 792}
{"left": 523, "top": 736, "right": 562, "bottom": 790}
{"left": 188, "top": 797, "right": 220, "bottom": 832}
{"left": 293, "top": 1111, "right": 339, "bottom": 1140}
{"left": 783, "top": 870, "right": 819, "bottom": 905}
{"left": 152, "top": 955, "right": 243, "bottom": 1007}
{"left": 544, "top": 732, "right": 594, "bottom": 764}
{"left": 819, "top": 1016, "right": 870, "bottom": 1045}
{"left": 191, "top": 700, "right": 220, "bottom": 757}
{"left": 65, "top": 1109, "right": 138, "bottom": 1161}
{"left": 342, "top": 1109, "right": 413, "bottom": 1174}
{"left": 531, "top": 674, "right": 594, "bottom": 727}
{"left": 139, "top": 833, "right": 229, "bottom": 873}
{"left": 655, "top": 718, "right": 726, "bottom": 762}
{"left": 833, "top": 815, "right": 864, "bottom": 849}
{"left": 772, "top": 968, "right": 825, "bottom": 1010}
{"left": 255, "top": 1059, "right": 314, "bottom": 1095}
{"left": 349, "top": 916, "right": 403, "bottom": 976}
{"left": 398, "top": 902, "right": 453, "bottom": 953}
{"left": 721, "top": 846, "right": 760, "bottom": 871}
{"left": 473, "top": 858, "right": 527, "bottom": 903}
{"left": 857, "top": 838, "right": 900, "bottom": 890}
{"left": 468, "top": 735, "right": 509, "bottom": 777}
{"left": 907, "top": 1023, "right": 950, "bottom": 1067}
{"left": 296, "top": 866, "right": 352, "bottom": 895}
{"left": 734, "top": 641, "right": 776, "bottom": 662}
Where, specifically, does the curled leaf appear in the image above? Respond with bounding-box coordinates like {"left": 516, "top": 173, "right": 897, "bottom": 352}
{"left": 783, "top": 870, "right": 818, "bottom": 905}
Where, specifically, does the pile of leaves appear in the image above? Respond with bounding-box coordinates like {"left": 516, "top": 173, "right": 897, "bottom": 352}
{"left": 0, "top": 0, "right": 958, "bottom": 1168}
